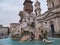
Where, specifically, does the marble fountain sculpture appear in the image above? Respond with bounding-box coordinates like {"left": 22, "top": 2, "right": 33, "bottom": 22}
{"left": 9, "top": 10, "right": 52, "bottom": 43}
{"left": 9, "top": 0, "right": 52, "bottom": 43}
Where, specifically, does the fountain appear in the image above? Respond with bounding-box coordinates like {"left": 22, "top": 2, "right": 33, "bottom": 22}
{"left": 9, "top": 0, "right": 50, "bottom": 42}
{"left": 0, "top": 0, "right": 60, "bottom": 45}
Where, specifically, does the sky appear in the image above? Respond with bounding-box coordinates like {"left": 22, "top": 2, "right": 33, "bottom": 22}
{"left": 0, "top": 0, "right": 47, "bottom": 27}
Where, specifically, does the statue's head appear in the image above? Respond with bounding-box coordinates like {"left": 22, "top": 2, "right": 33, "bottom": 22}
{"left": 19, "top": 11, "right": 24, "bottom": 18}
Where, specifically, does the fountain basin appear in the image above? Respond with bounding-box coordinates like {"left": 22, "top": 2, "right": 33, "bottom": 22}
{"left": 0, "top": 38, "right": 60, "bottom": 45}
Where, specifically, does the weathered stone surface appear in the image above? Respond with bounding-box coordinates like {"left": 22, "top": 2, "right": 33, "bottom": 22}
{"left": 20, "top": 35, "right": 30, "bottom": 42}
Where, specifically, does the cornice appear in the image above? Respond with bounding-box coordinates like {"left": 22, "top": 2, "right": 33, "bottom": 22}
{"left": 37, "top": 7, "right": 60, "bottom": 23}
{"left": 48, "top": 5, "right": 60, "bottom": 11}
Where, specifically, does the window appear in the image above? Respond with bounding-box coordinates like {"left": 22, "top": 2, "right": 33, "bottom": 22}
{"left": 44, "top": 22, "right": 47, "bottom": 26}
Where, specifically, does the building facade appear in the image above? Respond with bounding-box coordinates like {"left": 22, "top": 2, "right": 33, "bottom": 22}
{"left": 36, "top": 0, "right": 60, "bottom": 37}
{"left": 0, "top": 25, "right": 9, "bottom": 39}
